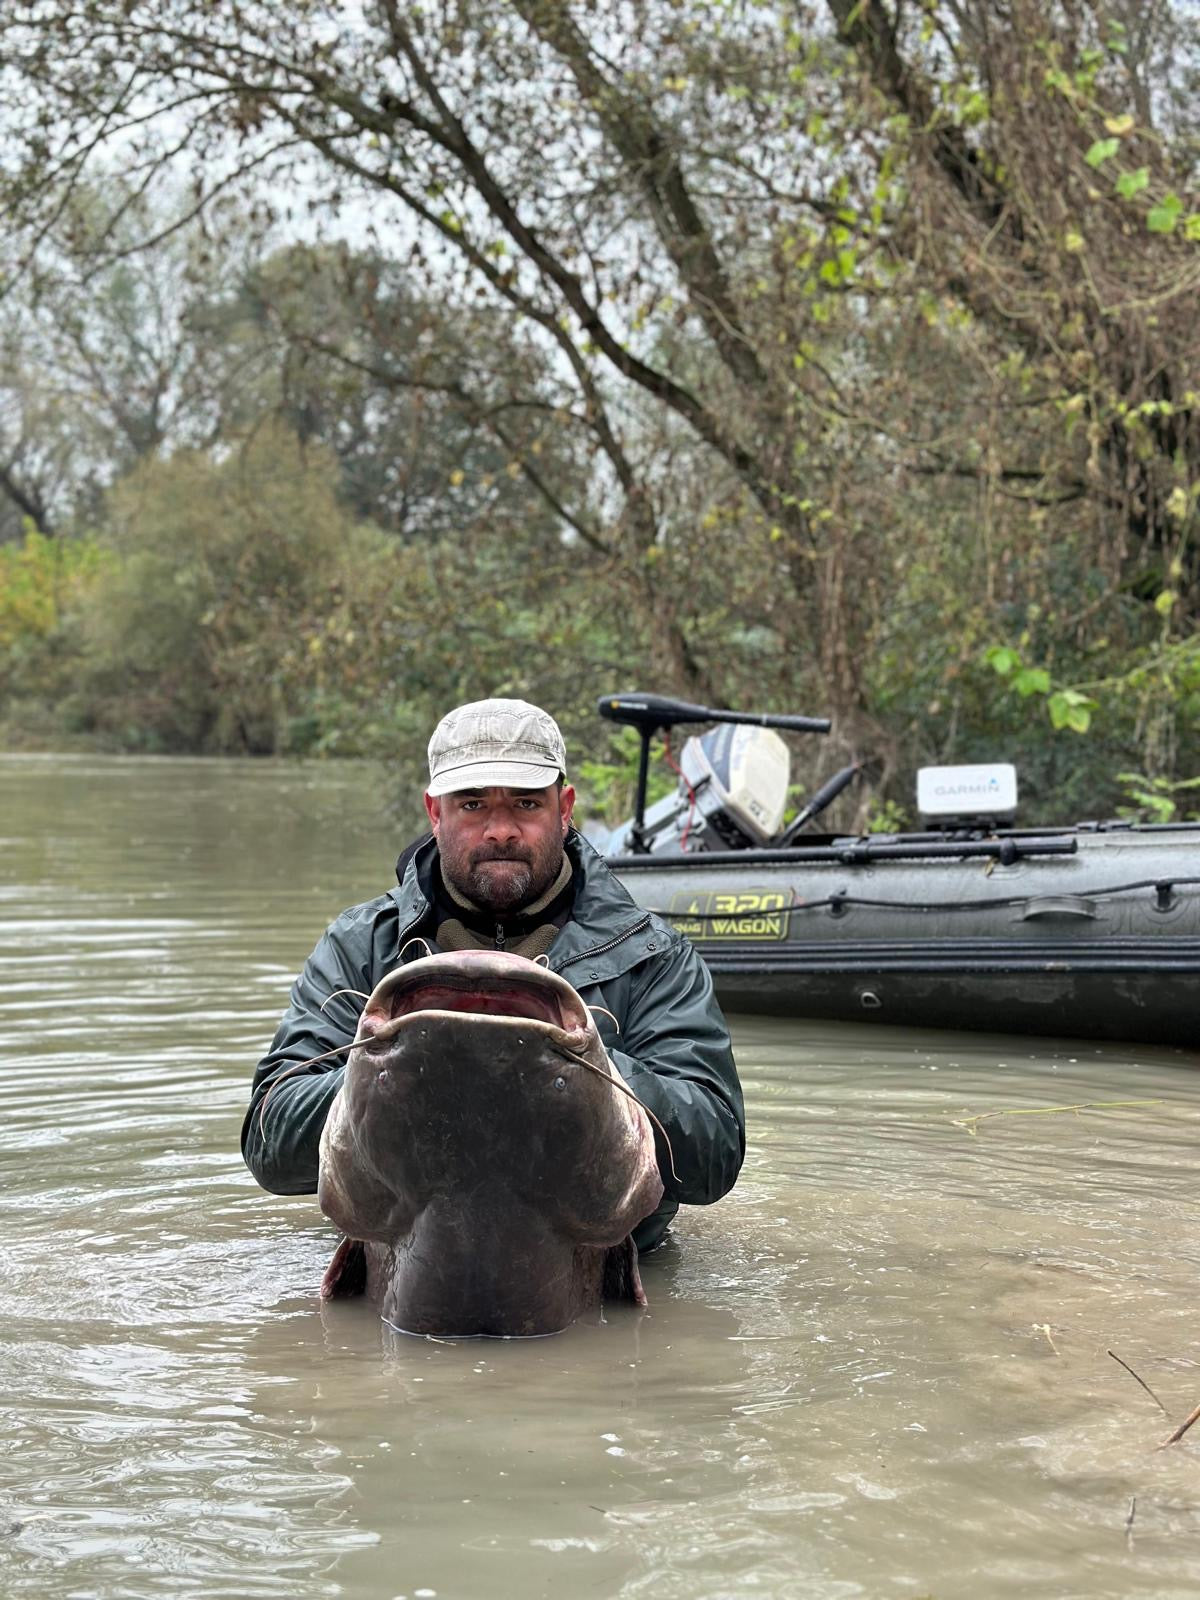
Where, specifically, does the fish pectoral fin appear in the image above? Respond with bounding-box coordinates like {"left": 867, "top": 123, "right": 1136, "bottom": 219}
{"left": 320, "top": 1235, "right": 369, "bottom": 1299}
{"left": 601, "top": 1235, "right": 647, "bottom": 1307}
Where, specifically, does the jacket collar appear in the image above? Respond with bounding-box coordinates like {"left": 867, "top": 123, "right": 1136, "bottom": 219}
{"left": 389, "top": 830, "right": 659, "bottom": 983}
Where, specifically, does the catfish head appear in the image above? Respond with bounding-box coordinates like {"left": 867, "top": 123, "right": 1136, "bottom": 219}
{"left": 317, "top": 949, "right": 664, "bottom": 1337}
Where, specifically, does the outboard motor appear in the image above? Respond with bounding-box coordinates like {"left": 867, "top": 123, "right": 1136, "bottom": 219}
{"left": 596, "top": 692, "right": 832, "bottom": 856}
{"left": 606, "top": 723, "right": 791, "bottom": 855}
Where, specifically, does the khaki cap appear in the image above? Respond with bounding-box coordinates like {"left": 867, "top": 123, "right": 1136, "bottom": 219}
{"left": 427, "top": 698, "right": 567, "bottom": 796}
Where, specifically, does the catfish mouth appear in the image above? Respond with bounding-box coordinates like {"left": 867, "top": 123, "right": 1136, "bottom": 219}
{"left": 357, "top": 964, "right": 590, "bottom": 1045}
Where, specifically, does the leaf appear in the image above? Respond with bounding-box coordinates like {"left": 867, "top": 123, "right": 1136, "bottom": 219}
{"left": 1085, "top": 138, "right": 1119, "bottom": 167}
{"left": 1103, "top": 114, "right": 1135, "bottom": 136}
{"left": 1048, "top": 688, "right": 1095, "bottom": 733}
{"left": 1013, "top": 667, "right": 1051, "bottom": 697}
{"left": 1184, "top": 215, "right": 1200, "bottom": 241}
{"left": 1154, "top": 588, "right": 1178, "bottom": 615}
{"left": 985, "top": 645, "right": 1019, "bottom": 676}
{"left": 1064, "top": 229, "right": 1085, "bottom": 252}
{"left": 1147, "top": 193, "right": 1183, "bottom": 233}
{"left": 1115, "top": 167, "right": 1149, "bottom": 198}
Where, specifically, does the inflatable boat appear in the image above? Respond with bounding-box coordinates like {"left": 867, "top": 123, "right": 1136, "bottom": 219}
{"left": 596, "top": 694, "right": 1200, "bottom": 1048}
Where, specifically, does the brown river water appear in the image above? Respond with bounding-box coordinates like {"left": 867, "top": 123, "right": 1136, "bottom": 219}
{"left": 2, "top": 753, "right": 1199, "bottom": 1600}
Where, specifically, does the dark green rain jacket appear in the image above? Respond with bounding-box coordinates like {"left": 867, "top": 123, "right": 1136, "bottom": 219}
{"left": 241, "top": 830, "right": 745, "bottom": 1250}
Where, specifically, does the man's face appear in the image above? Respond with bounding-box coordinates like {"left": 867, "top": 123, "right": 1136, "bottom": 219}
{"left": 424, "top": 783, "right": 576, "bottom": 912}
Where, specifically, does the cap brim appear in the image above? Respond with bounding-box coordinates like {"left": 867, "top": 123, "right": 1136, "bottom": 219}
{"left": 427, "top": 759, "right": 563, "bottom": 797}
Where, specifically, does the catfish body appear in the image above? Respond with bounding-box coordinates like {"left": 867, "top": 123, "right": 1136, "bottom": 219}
{"left": 318, "top": 950, "right": 664, "bottom": 1336}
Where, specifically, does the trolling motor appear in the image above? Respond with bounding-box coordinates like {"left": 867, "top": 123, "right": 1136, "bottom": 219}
{"left": 598, "top": 693, "right": 855, "bottom": 855}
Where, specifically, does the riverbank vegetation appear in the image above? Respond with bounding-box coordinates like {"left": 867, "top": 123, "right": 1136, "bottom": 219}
{"left": 1, "top": 1, "right": 1198, "bottom": 823}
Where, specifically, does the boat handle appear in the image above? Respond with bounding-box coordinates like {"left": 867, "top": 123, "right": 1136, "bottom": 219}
{"left": 1018, "top": 895, "right": 1098, "bottom": 921}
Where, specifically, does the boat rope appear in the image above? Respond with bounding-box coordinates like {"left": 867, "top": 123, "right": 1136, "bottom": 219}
{"left": 648, "top": 875, "right": 1200, "bottom": 920}
{"left": 660, "top": 731, "right": 699, "bottom": 850}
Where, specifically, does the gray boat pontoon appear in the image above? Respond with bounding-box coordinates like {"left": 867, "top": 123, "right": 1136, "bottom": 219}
{"left": 597, "top": 694, "right": 1200, "bottom": 1048}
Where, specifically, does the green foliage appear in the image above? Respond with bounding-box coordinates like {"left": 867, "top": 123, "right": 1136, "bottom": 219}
{"left": 865, "top": 797, "right": 910, "bottom": 834}
{"left": 0, "top": 527, "right": 112, "bottom": 718}
{"left": 1115, "top": 167, "right": 1149, "bottom": 198}
{"left": 73, "top": 426, "right": 357, "bottom": 749}
{"left": 984, "top": 646, "right": 1095, "bottom": 733}
{"left": 0, "top": 527, "right": 108, "bottom": 649}
{"left": 1146, "top": 193, "right": 1183, "bottom": 233}
{"left": 1115, "top": 771, "right": 1200, "bottom": 823}
{"left": 1085, "top": 138, "right": 1118, "bottom": 166}
{"left": 574, "top": 726, "right": 676, "bottom": 829}
{"left": 1046, "top": 689, "right": 1095, "bottom": 734}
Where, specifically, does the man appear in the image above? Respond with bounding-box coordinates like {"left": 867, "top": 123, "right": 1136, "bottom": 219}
{"left": 242, "top": 697, "right": 744, "bottom": 1251}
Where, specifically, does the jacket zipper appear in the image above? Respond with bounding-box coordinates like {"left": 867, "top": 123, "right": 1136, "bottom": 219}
{"left": 555, "top": 913, "right": 652, "bottom": 975}
{"left": 395, "top": 911, "right": 425, "bottom": 960}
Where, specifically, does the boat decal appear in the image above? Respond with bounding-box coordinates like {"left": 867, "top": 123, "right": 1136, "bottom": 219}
{"left": 668, "top": 888, "right": 794, "bottom": 941}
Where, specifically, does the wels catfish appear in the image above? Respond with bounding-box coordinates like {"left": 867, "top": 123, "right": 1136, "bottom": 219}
{"left": 317, "top": 949, "right": 665, "bottom": 1337}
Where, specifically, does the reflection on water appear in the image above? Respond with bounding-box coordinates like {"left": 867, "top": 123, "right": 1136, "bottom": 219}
{"left": 2, "top": 753, "right": 1199, "bottom": 1599}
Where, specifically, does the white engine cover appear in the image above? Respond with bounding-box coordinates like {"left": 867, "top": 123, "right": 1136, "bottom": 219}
{"left": 681, "top": 725, "right": 791, "bottom": 844}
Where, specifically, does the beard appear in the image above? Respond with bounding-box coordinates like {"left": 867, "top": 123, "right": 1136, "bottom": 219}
{"left": 440, "top": 833, "right": 564, "bottom": 913}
